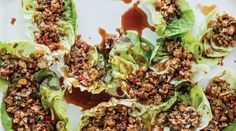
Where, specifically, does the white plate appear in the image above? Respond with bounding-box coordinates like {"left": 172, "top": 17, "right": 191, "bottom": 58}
{"left": 0, "top": 0, "right": 236, "bottom": 130}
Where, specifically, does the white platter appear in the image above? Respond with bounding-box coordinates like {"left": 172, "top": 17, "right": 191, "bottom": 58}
{"left": 0, "top": 0, "right": 236, "bottom": 130}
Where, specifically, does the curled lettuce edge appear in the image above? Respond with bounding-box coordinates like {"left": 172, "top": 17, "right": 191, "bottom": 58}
{"left": 63, "top": 46, "right": 109, "bottom": 94}
{"left": 40, "top": 86, "right": 71, "bottom": 131}
{"left": 110, "top": 31, "right": 154, "bottom": 67}
{"left": 77, "top": 98, "right": 151, "bottom": 131}
{"left": 0, "top": 80, "right": 13, "bottom": 131}
{"left": 197, "top": 9, "right": 236, "bottom": 66}
{"left": 0, "top": 41, "right": 51, "bottom": 59}
{"left": 20, "top": 0, "right": 78, "bottom": 54}
{"left": 149, "top": 33, "right": 209, "bottom": 82}
{"left": 142, "top": 0, "right": 195, "bottom": 37}
{"left": 151, "top": 84, "right": 212, "bottom": 130}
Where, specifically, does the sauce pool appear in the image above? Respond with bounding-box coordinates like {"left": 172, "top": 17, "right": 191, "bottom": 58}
{"left": 121, "top": 1, "right": 155, "bottom": 36}
{"left": 64, "top": 87, "right": 113, "bottom": 110}
{"left": 197, "top": 4, "right": 217, "bottom": 16}
{"left": 122, "top": 0, "right": 132, "bottom": 4}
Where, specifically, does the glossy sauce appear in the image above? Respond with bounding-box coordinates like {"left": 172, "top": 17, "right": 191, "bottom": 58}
{"left": 64, "top": 87, "right": 112, "bottom": 110}
{"left": 122, "top": 0, "right": 132, "bottom": 4}
{"left": 98, "top": 28, "right": 108, "bottom": 50}
{"left": 197, "top": 4, "right": 217, "bottom": 16}
{"left": 121, "top": 1, "right": 155, "bottom": 36}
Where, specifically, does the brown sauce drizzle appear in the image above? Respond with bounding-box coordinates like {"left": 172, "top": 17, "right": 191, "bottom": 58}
{"left": 64, "top": 87, "right": 113, "bottom": 110}
{"left": 122, "top": 0, "right": 132, "bottom": 4}
{"left": 197, "top": 4, "right": 217, "bottom": 16}
{"left": 98, "top": 28, "right": 108, "bottom": 50}
{"left": 121, "top": 1, "right": 155, "bottom": 36}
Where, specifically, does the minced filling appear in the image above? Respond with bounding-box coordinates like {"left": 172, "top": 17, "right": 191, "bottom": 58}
{"left": 64, "top": 35, "right": 116, "bottom": 87}
{"left": 81, "top": 105, "right": 144, "bottom": 131}
{"left": 204, "top": 77, "right": 236, "bottom": 130}
{"left": 165, "top": 39, "right": 194, "bottom": 80}
{"left": 202, "top": 14, "right": 236, "bottom": 48}
{"left": 0, "top": 49, "right": 55, "bottom": 130}
{"left": 64, "top": 36, "right": 103, "bottom": 87}
{"left": 155, "top": 102, "right": 201, "bottom": 130}
{"left": 33, "top": 0, "right": 65, "bottom": 51}
{"left": 154, "top": 0, "right": 181, "bottom": 23}
{"left": 126, "top": 67, "right": 176, "bottom": 105}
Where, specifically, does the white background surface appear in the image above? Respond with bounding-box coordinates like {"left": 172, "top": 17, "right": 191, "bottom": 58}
{"left": 0, "top": 0, "right": 236, "bottom": 130}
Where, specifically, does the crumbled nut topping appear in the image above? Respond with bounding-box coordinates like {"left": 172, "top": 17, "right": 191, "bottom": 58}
{"left": 64, "top": 36, "right": 104, "bottom": 87}
{"left": 0, "top": 49, "right": 55, "bottom": 130}
{"left": 81, "top": 105, "right": 144, "bottom": 131}
{"left": 203, "top": 77, "right": 236, "bottom": 130}
{"left": 165, "top": 39, "right": 194, "bottom": 80}
{"left": 156, "top": 102, "right": 201, "bottom": 131}
{"left": 154, "top": 0, "right": 181, "bottom": 23}
{"left": 33, "top": 0, "right": 65, "bottom": 51}
{"left": 125, "top": 67, "right": 176, "bottom": 105}
{"left": 202, "top": 14, "right": 236, "bottom": 48}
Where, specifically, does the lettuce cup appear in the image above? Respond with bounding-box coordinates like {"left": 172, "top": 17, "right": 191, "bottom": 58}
{"left": 198, "top": 9, "right": 236, "bottom": 66}
{"left": 203, "top": 70, "right": 236, "bottom": 131}
{"left": 21, "top": 0, "right": 77, "bottom": 52}
{"left": 77, "top": 98, "right": 151, "bottom": 131}
{"left": 150, "top": 33, "right": 209, "bottom": 83}
{"left": 143, "top": 0, "right": 195, "bottom": 37}
{"left": 152, "top": 84, "right": 212, "bottom": 131}
{"left": 0, "top": 42, "right": 70, "bottom": 131}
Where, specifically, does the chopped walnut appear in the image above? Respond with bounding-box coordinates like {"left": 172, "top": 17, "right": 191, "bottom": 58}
{"left": 33, "top": 0, "right": 65, "bottom": 51}
{"left": 203, "top": 77, "right": 236, "bottom": 130}
{"left": 154, "top": 0, "right": 181, "bottom": 23}
{"left": 81, "top": 105, "right": 144, "bottom": 131}
{"left": 202, "top": 13, "right": 236, "bottom": 48}
{"left": 155, "top": 102, "right": 201, "bottom": 130}
{"left": 0, "top": 50, "right": 55, "bottom": 130}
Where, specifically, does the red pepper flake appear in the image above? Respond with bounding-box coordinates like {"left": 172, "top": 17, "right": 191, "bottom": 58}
{"left": 10, "top": 17, "right": 16, "bottom": 25}
{"left": 13, "top": 43, "right": 18, "bottom": 48}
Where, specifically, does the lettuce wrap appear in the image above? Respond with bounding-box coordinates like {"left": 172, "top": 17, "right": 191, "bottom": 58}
{"left": 0, "top": 42, "right": 70, "bottom": 131}
{"left": 143, "top": 0, "right": 195, "bottom": 37}
{"left": 77, "top": 98, "right": 152, "bottom": 131}
{"left": 203, "top": 70, "right": 236, "bottom": 130}
{"left": 21, "top": 0, "right": 77, "bottom": 53}
{"left": 64, "top": 32, "right": 154, "bottom": 95}
{"left": 109, "top": 32, "right": 154, "bottom": 80}
{"left": 151, "top": 83, "right": 212, "bottom": 131}
{"left": 150, "top": 33, "right": 209, "bottom": 83}
{"left": 197, "top": 9, "right": 236, "bottom": 66}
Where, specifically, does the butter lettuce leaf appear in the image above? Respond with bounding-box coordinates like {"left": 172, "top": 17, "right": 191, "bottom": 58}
{"left": 150, "top": 34, "right": 208, "bottom": 82}
{"left": 0, "top": 41, "right": 51, "bottom": 59}
{"left": 21, "top": 0, "right": 77, "bottom": 54}
{"left": 197, "top": 9, "right": 236, "bottom": 66}
{"left": 77, "top": 98, "right": 151, "bottom": 130}
{"left": 151, "top": 84, "right": 212, "bottom": 130}
{"left": 40, "top": 86, "right": 71, "bottom": 131}
{"left": 143, "top": 0, "right": 195, "bottom": 37}
{"left": 110, "top": 32, "right": 154, "bottom": 67}
{"left": 0, "top": 80, "right": 13, "bottom": 131}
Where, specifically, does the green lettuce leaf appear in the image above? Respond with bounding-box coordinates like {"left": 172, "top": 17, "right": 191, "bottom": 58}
{"left": 150, "top": 34, "right": 208, "bottom": 82}
{"left": 197, "top": 9, "right": 235, "bottom": 66}
{"left": 223, "top": 123, "right": 236, "bottom": 131}
{"left": 65, "top": 46, "right": 112, "bottom": 94}
{"left": 40, "top": 86, "right": 70, "bottom": 131}
{"left": 143, "top": 0, "right": 195, "bottom": 37}
{"left": 110, "top": 32, "right": 154, "bottom": 67}
{"left": 21, "top": 0, "right": 77, "bottom": 54}
{"left": 0, "top": 41, "right": 51, "bottom": 59}
{"left": 0, "top": 80, "right": 13, "bottom": 131}
{"left": 77, "top": 98, "right": 151, "bottom": 130}
{"left": 151, "top": 84, "right": 212, "bottom": 130}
